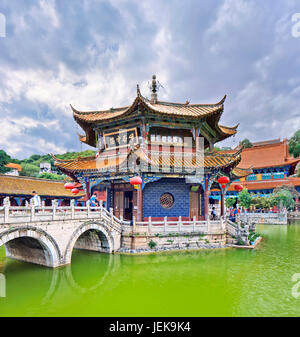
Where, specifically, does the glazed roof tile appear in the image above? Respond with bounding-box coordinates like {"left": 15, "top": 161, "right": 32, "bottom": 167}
{"left": 222, "top": 139, "right": 300, "bottom": 169}
{"left": 71, "top": 94, "right": 227, "bottom": 123}
{"left": 0, "top": 175, "right": 85, "bottom": 197}
{"left": 53, "top": 147, "right": 243, "bottom": 173}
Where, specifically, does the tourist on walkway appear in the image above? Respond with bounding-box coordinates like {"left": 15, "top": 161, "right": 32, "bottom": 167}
{"left": 90, "top": 193, "right": 98, "bottom": 211}
{"left": 211, "top": 207, "right": 216, "bottom": 220}
{"left": 31, "top": 191, "right": 41, "bottom": 209}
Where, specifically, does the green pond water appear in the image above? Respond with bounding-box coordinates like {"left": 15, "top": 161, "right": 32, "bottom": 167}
{"left": 1, "top": 222, "right": 300, "bottom": 317}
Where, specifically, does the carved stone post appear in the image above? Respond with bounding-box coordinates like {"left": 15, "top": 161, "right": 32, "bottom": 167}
{"left": 164, "top": 216, "right": 167, "bottom": 233}
{"left": 30, "top": 204, "right": 35, "bottom": 222}
{"left": 4, "top": 197, "right": 10, "bottom": 223}
{"left": 52, "top": 199, "right": 57, "bottom": 221}
{"left": 99, "top": 200, "right": 103, "bottom": 218}
{"left": 179, "top": 216, "right": 182, "bottom": 232}
{"left": 110, "top": 207, "right": 114, "bottom": 225}
{"left": 148, "top": 216, "right": 152, "bottom": 235}
{"left": 71, "top": 199, "right": 75, "bottom": 219}
{"left": 87, "top": 200, "right": 90, "bottom": 218}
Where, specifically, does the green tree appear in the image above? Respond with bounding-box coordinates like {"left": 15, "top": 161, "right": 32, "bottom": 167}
{"left": 225, "top": 197, "right": 236, "bottom": 208}
{"left": 38, "top": 172, "right": 66, "bottom": 180}
{"left": 0, "top": 150, "right": 12, "bottom": 174}
{"left": 19, "top": 163, "right": 40, "bottom": 177}
{"left": 272, "top": 188, "right": 295, "bottom": 211}
{"left": 289, "top": 130, "right": 300, "bottom": 158}
{"left": 240, "top": 138, "right": 253, "bottom": 148}
{"left": 237, "top": 188, "right": 252, "bottom": 209}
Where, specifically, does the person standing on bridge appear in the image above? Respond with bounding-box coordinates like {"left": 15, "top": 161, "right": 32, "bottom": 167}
{"left": 90, "top": 193, "right": 98, "bottom": 211}
{"left": 31, "top": 191, "right": 41, "bottom": 209}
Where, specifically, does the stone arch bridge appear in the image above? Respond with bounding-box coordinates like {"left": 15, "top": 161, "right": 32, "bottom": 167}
{"left": 0, "top": 199, "right": 122, "bottom": 268}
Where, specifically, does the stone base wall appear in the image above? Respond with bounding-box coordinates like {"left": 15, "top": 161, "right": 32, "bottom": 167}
{"left": 121, "top": 232, "right": 226, "bottom": 250}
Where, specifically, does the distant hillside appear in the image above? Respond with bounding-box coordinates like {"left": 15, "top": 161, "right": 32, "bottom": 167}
{"left": 0, "top": 149, "right": 96, "bottom": 180}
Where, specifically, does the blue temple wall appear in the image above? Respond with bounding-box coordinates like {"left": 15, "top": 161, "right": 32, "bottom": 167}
{"left": 143, "top": 178, "right": 190, "bottom": 218}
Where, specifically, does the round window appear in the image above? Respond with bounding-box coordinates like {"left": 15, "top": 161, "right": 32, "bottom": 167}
{"left": 160, "top": 193, "right": 174, "bottom": 209}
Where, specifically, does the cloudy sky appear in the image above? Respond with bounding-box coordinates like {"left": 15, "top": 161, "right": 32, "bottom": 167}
{"left": 0, "top": 0, "right": 299, "bottom": 159}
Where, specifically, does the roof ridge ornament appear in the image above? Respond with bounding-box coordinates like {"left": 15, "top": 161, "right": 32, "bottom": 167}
{"left": 150, "top": 75, "right": 157, "bottom": 103}
{"left": 137, "top": 84, "right": 141, "bottom": 96}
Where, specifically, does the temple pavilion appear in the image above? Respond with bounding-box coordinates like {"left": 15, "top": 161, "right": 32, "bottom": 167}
{"left": 53, "top": 76, "right": 251, "bottom": 222}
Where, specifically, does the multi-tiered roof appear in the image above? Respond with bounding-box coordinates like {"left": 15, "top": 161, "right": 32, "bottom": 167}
{"left": 54, "top": 77, "right": 251, "bottom": 181}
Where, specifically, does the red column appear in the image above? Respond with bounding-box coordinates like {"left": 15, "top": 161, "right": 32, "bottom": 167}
{"left": 221, "top": 188, "right": 225, "bottom": 217}
{"left": 86, "top": 181, "right": 90, "bottom": 202}
{"left": 204, "top": 178, "right": 209, "bottom": 220}
{"left": 137, "top": 186, "right": 143, "bottom": 222}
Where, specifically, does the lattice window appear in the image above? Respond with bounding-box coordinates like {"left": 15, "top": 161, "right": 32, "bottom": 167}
{"left": 160, "top": 193, "right": 174, "bottom": 209}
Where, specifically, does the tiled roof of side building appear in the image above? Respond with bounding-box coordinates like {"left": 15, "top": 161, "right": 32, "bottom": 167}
{"left": 53, "top": 147, "right": 245, "bottom": 172}
{"left": 5, "top": 163, "right": 22, "bottom": 171}
{"left": 221, "top": 139, "right": 300, "bottom": 170}
{"left": 0, "top": 175, "right": 85, "bottom": 197}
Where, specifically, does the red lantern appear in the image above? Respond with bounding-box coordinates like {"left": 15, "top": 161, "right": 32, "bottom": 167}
{"left": 64, "top": 182, "right": 75, "bottom": 190}
{"left": 217, "top": 176, "right": 230, "bottom": 185}
{"left": 234, "top": 184, "right": 243, "bottom": 192}
{"left": 73, "top": 182, "right": 82, "bottom": 188}
{"left": 71, "top": 188, "right": 79, "bottom": 194}
{"left": 218, "top": 176, "right": 229, "bottom": 190}
{"left": 130, "top": 176, "right": 142, "bottom": 185}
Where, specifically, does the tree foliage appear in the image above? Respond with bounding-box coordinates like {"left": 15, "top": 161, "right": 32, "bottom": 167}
{"left": 250, "top": 195, "right": 274, "bottom": 209}
{"left": 38, "top": 172, "right": 66, "bottom": 180}
{"left": 0, "top": 149, "right": 96, "bottom": 177}
{"left": 19, "top": 163, "right": 40, "bottom": 177}
{"left": 237, "top": 188, "right": 252, "bottom": 208}
{"left": 272, "top": 187, "right": 295, "bottom": 211}
{"left": 0, "top": 150, "right": 12, "bottom": 174}
{"left": 240, "top": 139, "right": 253, "bottom": 148}
{"left": 289, "top": 130, "right": 300, "bottom": 158}
{"left": 225, "top": 197, "right": 236, "bottom": 208}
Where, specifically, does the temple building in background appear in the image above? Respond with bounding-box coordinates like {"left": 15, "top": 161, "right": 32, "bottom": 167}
{"left": 209, "top": 139, "right": 300, "bottom": 202}
{"left": 4, "top": 163, "right": 22, "bottom": 176}
{"left": 53, "top": 75, "right": 250, "bottom": 221}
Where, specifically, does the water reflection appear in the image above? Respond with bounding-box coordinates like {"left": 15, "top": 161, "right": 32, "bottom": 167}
{"left": 1, "top": 224, "right": 300, "bottom": 316}
{"left": 66, "top": 250, "right": 114, "bottom": 293}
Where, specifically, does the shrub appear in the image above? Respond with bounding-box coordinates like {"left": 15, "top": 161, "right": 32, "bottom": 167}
{"left": 148, "top": 240, "right": 157, "bottom": 249}
{"left": 236, "top": 239, "right": 245, "bottom": 246}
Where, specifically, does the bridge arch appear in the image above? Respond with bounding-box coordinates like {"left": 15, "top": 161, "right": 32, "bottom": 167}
{"left": 64, "top": 222, "right": 115, "bottom": 265}
{"left": 0, "top": 227, "right": 61, "bottom": 268}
